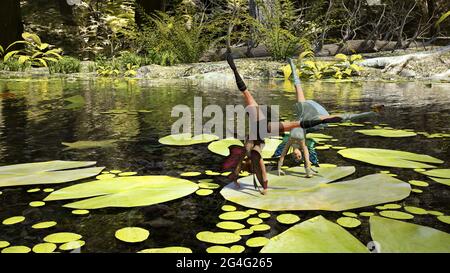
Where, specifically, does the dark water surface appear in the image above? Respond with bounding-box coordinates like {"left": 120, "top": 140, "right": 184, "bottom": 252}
{"left": 0, "top": 78, "right": 449, "bottom": 253}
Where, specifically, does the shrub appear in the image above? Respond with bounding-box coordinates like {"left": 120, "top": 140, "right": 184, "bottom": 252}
{"left": 49, "top": 56, "right": 81, "bottom": 74}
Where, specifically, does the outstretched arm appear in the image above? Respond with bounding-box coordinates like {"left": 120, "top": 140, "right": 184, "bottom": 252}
{"left": 288, "top": 58, "right": 306, "bottom": 102}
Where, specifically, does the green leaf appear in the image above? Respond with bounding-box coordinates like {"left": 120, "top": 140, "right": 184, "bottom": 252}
{"left": 220, "top": 168, "right": 411, "bottom": 211}
{"left": 281, "top": 64, "right": 292, "bottom": 79}
{"left": 355, "top": 129, "right": 417, "bottom": 138}
{"left": 18, "top": 55, "right": 30, "bottom": 65}
{"left": 207, "top": 137, "right": 287, "bottom": 159}
{"left": 261, "top": 216, "right": 368, "bottom": 253}
{"left": 370, "top": 216, "right": 450, "bottom": 252}
{"left": 335, "top": 54, "right": 348, "bottom": 61}
{"left": 350, "top": 63, "right": 363, "bottom": 72}
{"left": 350, "top": 54, "right": 363, "bottom": 62}
{"left": 436, "top": 10, "right": 450, "bottom": 26}
{"left": 44, "top": 176, "right": 199, "bottom": 209}
{"left": 0, "top": 161, "right": 104, "bottom": 188}
{"left": 3, "top": 50, "right": 19, "bottom": 62}
{"left": 39, "top": 43, "right": 49, "bottom": 50}
{"left": 419, "top": 169, "right": 450, "bottom": 179}
{"left": 338, "top": 148, "right": 443, "bottom": 168}
{"left": 62, "top": 140, "right": 118, "bottom": 150}
{"left": 22, "top": 32, "right": 42, "bottom": 45}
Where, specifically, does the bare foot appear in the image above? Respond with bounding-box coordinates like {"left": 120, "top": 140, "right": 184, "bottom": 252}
{"left": 228, "top": 173, "right": 240, "bottom": 188}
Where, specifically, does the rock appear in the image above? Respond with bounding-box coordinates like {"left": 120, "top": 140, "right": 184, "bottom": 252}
{"left": 24, "top": 67, "right": 50, "bottom": 76}
{"left": 399, "top": 69, "right": 416, "bottom": 78}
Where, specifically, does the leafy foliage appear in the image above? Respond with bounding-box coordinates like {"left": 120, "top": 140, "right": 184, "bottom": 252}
{"left": 49, "top": 56, "right": 81, "bottom": 74}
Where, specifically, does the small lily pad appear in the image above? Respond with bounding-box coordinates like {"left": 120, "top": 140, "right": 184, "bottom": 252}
{"left": 216, "top": 221, "right": 245, "bottom": 230}
{"left": 355, "top": 129, "right": 417, "bottom": 138}
{"left": 206, "top": 245, "right": 245, "bottom": 253}
{"left": 427, "top": 211, "right": 443, "bottom": 216}
{"left": 96, "top": 174, "right": 116, "bottom": 180}
{"left": 27, "top": 188, "right": 41, "bottom": 193}
{"left": 219, "top": 211, "right": 250, "bottom": 221}
{"left": 359, "top": 212, "right": 375, "bottom": 217}
{"left": 234, "top": 229, "right": 254, "bottom": 236}
{"left": 44, "top": 232, "right": 83, "bottom": 244}
{"left": 196, "top": 231, "right": 241, "bottom": 244}
{"left": 258, "top": 213, "right": 271, "bottom": 219}
{"left": 72, "top": 210, "right": 89, "bottom": 215}
{"left": 221, "top": 205, "right": 237, "bottom": 212}
{"left": 1, "top": 246, "right": 31, "bottom": 253}
{"left": 198, "top": 179, "right": 213, "bottom": 183}
{"left": 336, "top": 217, "right": 361, "bottom": 228}
{"left": 247, "top": 218, "right": 263, "bottom": 225}
{"left": 246, "top": 237, "right": 269, "bottom": 247}
{"left": 32, "top": 221, "right": 57, "bottom": 229}
{"left": 2, "top": 216, "right": 25, "bottom": 225}
{"left": 198, "top": 182, "right": 220, "bottom": 189}
{"left": 379, "top": 211, "right": 414, "bottom": 220}
{"left": 412, "top": 189, "right": 423, "bottom": 193}
{"left": 110, "top": 170, "right": 122, "bottom": 174}
{"left": 196, "top": 189, "right": 213, "bottom": 196}
{"left": 250, "top": 224, "right": 271, "bottom": 232}
{"left": 118, "top": 172, "right": 137, "bottom": 177}
{"left": 115, "top": 227, "right": 149, "bottom": 243}
{"left": 29, "top": 201, "right": 45, "bottom": 207}
{"left": 246, "top": 209, "right": 258, "bottom": 215}
{"left": 408, "top": 180, "right": 429, "bottom": 187}
{"left": 404, "top": 206, "right": 428, "bottom": 215}
{"left": 138, "top": 247, "right": 192, "bottom": 253}
{"left": 437, "top": 216, "right": 450, "bottom": 224}
{"left": 32, "top": 243, "right": 57, "bottom": 253}
{"left": 159, "top": 133, "right": 219, "bottom": 146}
{"left": 0, "top": 241, "right": 10, "bottom": 248}
{"left": 59, "top": 240, "right": 85, "bottom": 250}
{"left": 181, "top": 172, "right": 202, "bottom": 177}
{"left": 43, "top": 188, "right": 54, "bottom": 193}
{"left": 376, "top": 204, "right": 402, "bottom": 210}
{"left": 276, "top": 214, "right": 300, "bottom": 225}
{"left": 342, "top": 212, "right": 358, "bottom": 218}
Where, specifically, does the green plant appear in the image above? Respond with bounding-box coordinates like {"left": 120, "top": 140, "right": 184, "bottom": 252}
{"left": 0, "top": 58, "right": 30, "bottom": 72}
{"left": 334, "top": 53, "right": 364, "bottom": 78}
{"left": 124, "top": 63, "right": 138, "bottom": 77}
{"left": 4, "top": 32, "right": 62, "bottom": 68}
{"left": 49, "top": 56, "right": 81, "bottom": 74}
{"left": 96, "top": 65, "right": 121, "bottom": 77}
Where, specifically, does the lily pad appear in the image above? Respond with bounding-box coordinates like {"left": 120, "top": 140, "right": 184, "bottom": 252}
{"left": 0, "top": 161, "right": 104, "bottom": 188}
{"left": 196, "top": 189, "right": 213, "bottom": 196}
{"left": 379, "top": 210, "right": 414, "bottom": 220}
{"left": 408, "top": 180, "right": 429, "bottom": 187}
{"left": 44, "top": 232, "right": 82, "bottom": 244}
{"left": 29, "top": 201, "right": 45, "bottom": 207}
{"left": 261, "top": 216, "right": 368, "bottom": 253}
{"left": 221, "top": 167, "right": 410, "bottom": 211}
{"left": 247, "top": 218, "right": 263, "bottom": 225}
{"left": 369, "top": 216, "right": 450, "bottom": 252}
{"left": 221, "top": 205, "right": 237, "bottom": 212}
{"left": 196, "top": 231, "right": 241, "bottom": 245}
{"left": 32, "top": 243, "right": 57, "bottom": 253}
{"left": 336, "top": 217, "right": 361, "bottom": 228}
{"left": 43, "top": 188, "right": 54, "bottom": 193}
{"left": 0, "top": 241, "right": 10, "bottom": 248}
{"left": 1, "top": 246, "right": 31, "bottom": 253}
{"left": 246, "top": 209, "right": 258, "bottom": 215}
{"left": 412, "top": 189, "right": 423, "bottom": 193}
{"left": 235, "top": 229, "right": 254, "bottom": 236}
{"left": 180, "top": 172, "right": 201, "bottom": 177}
{"left": 437, "top": 216, "right": 450, "bottom": 224}
{"left": 206, "top": 245, "right": 245, "bottom": 253}
{"left": 32, "top": 221, "right": 57, "bottom": 229}
{"left": 355, "top": 129, "right": 417, "bottom": 138}
{"left": 359, "top": 212, "right": 375, "bottom": 217}
{"left": 138, "top": 247, "right": 193, "bottom": 253}
{"left": 198, "top": 182, "right": 220, "bottom": 189}
{"left": 72, "top": 210, "right": 89, "bottom": 215}
{"left": 276, "top": 214, "right": 300, "bottom": 225}
{"left": 62, "top": 140, "right": 118, "bottom": 150}
{"left": 404, "top": 206, "right": 428, "bottom": 215}
{"left": 59, "top": 240, "right": 85, "bottom": 251}
{"left": 115, "top": 227, "right": 149, "bottom": 243}
{"left": 27, "top": 188, "right": 40, "bottom": 193}
{"left": 207, "top": 138, "right": 287, "bottom": 159}
{"left": 159, "top": 133, "right": 219, "bottom": 146}
{"left": 2, "top": 216, "right": 25, "bottom": 225}
{"left": 428, "top": 177, "right": 450, "bottom": 186}
{"left": 44, "top": 176, "right": 199, "bottom": 209}
{"left": 250, "top": 224, "right": 271, "bottom": 232}
{"left": 219, "top": 211, "right": 250, "bottom": 221}
{"left": 419, "top": 169, "right": 450, "bottom": 179}
{"left": 216, "top": 221, "right": 245, "bottom": 230}
{"left": 246, "top": 237, "right": 269, "bottom": 248}
{"left": 338, "top": 148, "right": 443, "bottom": 169}
{"left": 258, "top": 213, "right": 271, "bottom": 219}
{"left": 376, "top": 204, "right": 402, "bottom": 210}
{"left": 427, "top": 211, "right": 444, "bottom": 216}
{"left": 96, "top": 174, "right": 116, "bottom": 180}
{"left": 119, "top": 172, "right": 137, "bottom": 177}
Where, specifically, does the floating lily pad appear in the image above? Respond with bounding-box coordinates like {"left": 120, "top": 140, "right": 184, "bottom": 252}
{"left": 180, "top": 172, "right": 202, "bottom": 177}
{"left": 250, "top": 224, "right": 271, "bottom": 232}
{"left": 118, "top": 172, "right": 137, "bottom": 177}
{"left": 247, "top": 218, "right": 263, "bottom": 225}
{"left": 246, "top": 237, "right": 269, "bottom": 248}
{"left": 138, "top": 247, "right": 193, "bottom": 253}
{"left": 29, "top": 201, "right": 45, "bottom": 207}
{"left": 216, "top": 221, "right": 245, "bottom": 230}
{"left": 205, "top": 170, "right": 221, "bottom": 176}
{"left": 96, "top": 174, "right": 116, "bottom": 180}
{"left": 404, "top": 206, "right": 428, "bottom": 215}
{"left": 276, "top": 214, "right": 300, "bottom": 225}
{"left": 221, "top": 205, "right": 237, "bottom": 212}
{"left": 221, "top": 167, "right": 410, "bottom": 211}
{"left": 2, "top": 216, "right": 25, "bottom": 225}
{"left": 258, "top": 213, "right": 271, "bottom": 219}
{"left": 0, "top": 241, "right": 10, "bottom": 248}
{"left": 316, "top": 146, "right": 330, "bottom": 150}
{"left": 359, "top": 212, "right": 375, "bottom": 217}
{"left": 338, "top": 148, "right": 443, "bottom": 169}
{"left": 196, "top": 189, "right": 213, "bottom": 196}
{"left": 110, "top": 170, "right": 122, "bottom": 174}
{"left": 44, "top": 176, "right": 199, "bottom": 209}
{"left": 198, "top": 182, "right": 220, "bottom": 189}
{"left": 379, "top": 210, "right": 414, "bottom": 220}
{"left": 1, "top": 246, "right": 31, "bottom": 253}
{"left": 198, "top": 179, "right": 213, "bottom": 183}
{"left": 428, "top": 177, "right": 450, "bottom": 186}
{"left": 235, "top": 229, "right": 254, "bottom": 236}
{"left": 427, "top": 211, "right": 444, "bottom": 216}
{"left": 115, "top": 227, "right": 149, "bottom": 243}
{"left": 196, "top": 231, "right": 241, "bottom": 244}
{"left": 355, "top": 129, "right": 417, "bottom": 138}
{"left": 72, "top": 210, "right": 89, "bottom": 215}
{"left": 32, "top": 243, "right": 57, "bottom": 253}
{"left": 62, "top": 140, "right": 118, "bottom": 150}
{"left": 419, "top": 169, "right": 450, "bottom": 178}
{"left": 369, "top": 216, "right": 450, "bottom": 252}
{"left": 206, "top": 245, "right": 245, "bottom": 253}
{"left": 261, "top": 216, "right": 368, "bottom": 253}
{"left": 437, "top": 216, "right": 450, "bottom": 224}
{"left": 32, "top": 221, "right": 57, "bottom": 229}
{"left": 207, "top": 138, "right": 287, "bottom": 159}
{"left": 412, "top": 189, "right": 423, "bottom": 193}
{"left": 27, "top": 188, "right": 40, "bottom": 193}
{"left": 408, "top": 180, "right": 429, "bottom": 187}
{"left": 159, "top": 133, "right": 219, "bottom": 146}
{"left": 376, "top": 204, "right": 402, "bottom": 210}
{"left": 246, "top": 209, "right": 258, "bottom": 215}
{"left": 44, "top": 232, "right": 82, "bottom": 244}
{"left": 219, "top": 211, "right": 250, "bottom": 221}
{"left": 43, "top": 188, "right": 54, "bottom": 193}
{"left": 342, "top": 212, "right": 358, "bottom": 218}
{"left": 0, "top": 161, "right": 104, "bottom": 188}
{"left": 59, "top": 240, "right": 85, "bottom": 250}
{"left": 336, "top": 217, "right": 361, "bottom": 228}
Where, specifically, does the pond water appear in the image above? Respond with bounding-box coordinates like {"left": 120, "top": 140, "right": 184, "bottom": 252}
{"left": 0, "top": 77, "right": 449, "bottom": 253}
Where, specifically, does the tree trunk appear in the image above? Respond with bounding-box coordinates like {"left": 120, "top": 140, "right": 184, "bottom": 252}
{"left": 135, "top": 0, "right": 166, "bottom": 28}
{"left": 0, "top": 0, "right": 23, "bottom": 49}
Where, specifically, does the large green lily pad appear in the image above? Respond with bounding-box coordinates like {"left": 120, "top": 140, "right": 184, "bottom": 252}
{"left": 428, "top": 177, "right": 450, "bottom": 186}
{"left": 221, "top": 166, "right": 410, "bottom": 211}
{"left": 419, "top": 169, "right": 450, "bottom": 179}
{"left": 207, "top": 138, "right": 287, "bottom": 159}
{"left": 44, "top": 176, "right": 199, "bottom": 209}
{"left": 369, "top": 216, "right": 450, "bottom": 252}
{"left": 338, "top": 148, "right": 443, "bottom": 169}
{"left": 62, "top": 140, "right": 118, "bottom": 150}
{"left": 260, "top": 216, "right": 368, "bottom": 253}
{"left": 159, "top": 133, "right": 219, "bottom": 146}
{"left": 355, "top": 129, "right": 417, "bottom": 138}
{"left": 0, "top": 161, "right": 104, "bottom": 188}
